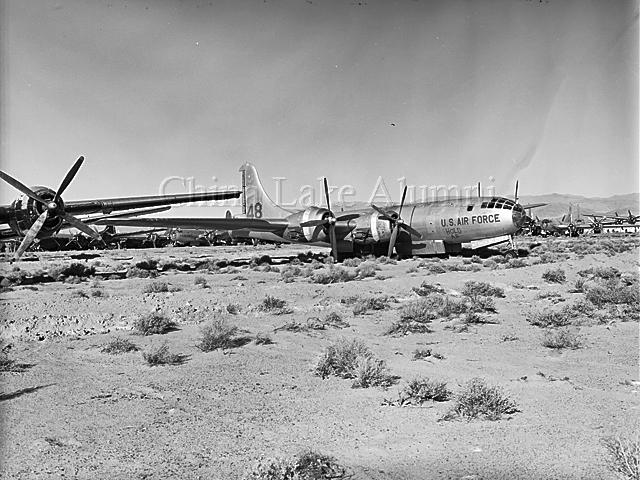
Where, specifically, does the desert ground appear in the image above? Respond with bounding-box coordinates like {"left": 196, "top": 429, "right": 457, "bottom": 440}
{"left": 0, "top": 235, "right": 638, "bottom": 480}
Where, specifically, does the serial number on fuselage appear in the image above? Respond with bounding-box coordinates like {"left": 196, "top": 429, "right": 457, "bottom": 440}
{"left": 440, "top": 214, "right": 501, "bottom": 228}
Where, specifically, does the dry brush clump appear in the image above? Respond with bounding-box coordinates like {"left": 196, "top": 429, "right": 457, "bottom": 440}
{"left": 442, "top": 378, "right": 519, "bottom": 421}
{"left": 461, "top": 281, "right": 505, "bottom": 298}
{"left": 542, "top": 268, "right": 566, "bottom": 284}
{"left": 142, "top": 281, "right": 181, "bottom": 294}
{"left": 100, "top": 337, "right": 139, "bottom": 354}
{"left": 541, "top": 328, "right": 582, "bottom": 350}
{"left": 196, "top": 318, "right": 247, "bottom": 351}
{"left": 134, "top": 312, "right": 176, "bottom": 335}
{"left": 352, "top": 295, "right": 392, "bottom": 315}
{"left": 311, "top": 265, "right": 357, "bottom": 284}
{"left": 258, "top": 295, "right": 293, "bottom": 315}
{"left": 314, "top": 338, "right": 394, "bottom": 388}
{"left": 602, "top": 435, "right": 640, "bottom": 480}
{"left": 142, "top": 342, "right": 184, "bottom": 366}
{"left": 393, "top": 378, "right": 451, "bottom": 406}
{"left": 243, "top": 451, "right": 347, "bottom": 480}
{"left": 412, "top": 348, "right": 445, "bottom": 360}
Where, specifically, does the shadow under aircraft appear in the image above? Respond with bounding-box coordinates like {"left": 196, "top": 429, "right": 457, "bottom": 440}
{"left": 0, "top": 156, "right": 241, "bottom": 260}
{"left": 97, "top": 164, "right": 545, "bottom": 260}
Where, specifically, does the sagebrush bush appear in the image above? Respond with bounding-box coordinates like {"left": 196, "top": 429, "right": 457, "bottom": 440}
{"left": 398, "top": 378, "right": 451, "bottom": 405}
{"left": 602, "top": 436, "right": 640, "bottom": 480}
{"left": 243, "top": 451, "right": 346, "bottom": 480}
{"left": 444, "top": 378, "right": 518, "bottom": 421}
{"left": 194, "top": 276, "right": 208, "bottom": 288}
{"left": 259, "top": 295, "right": 291, "bottom": 314}
{"left": 355, "top": 261, "right": 377, "bottom": 279}
{"left": 311, "top": 266, "right": 357, "bottom": 284}
{"left": 462, "top": 281, "right": 505, "bottom": 298}
{"left": 101, "top": 338, "right": 139, "bottom": 354}
{"left": 526, "top": 309, "right": 572, "bottom": 328}
{"left": 196, "top": 318, "right": 240, "bottom": 351}
{"left": 541, "top": 329, "right": 581, "bottom": 350}
{"left": 412, "top": 281, "right": 445, "bottom": 296}
{"left": 315, "top": 338, "right": 372, "bottom": 379}
{"left": 542, "top": 268, "right": 566, "bottom": 284}
{"left": 142, "top": 343, "right": 183, "bottom": 366}
{"left": 352, "top": 296, "right": 390, "bottom": 315}
{"left": 134, "top": 312, "right": 175, "bottom": 335}
{"left": 351, "top": 356, "right": 394, "bottom": 389}
{"left": 142, "top": 281, "right": 170, "bottom": 294}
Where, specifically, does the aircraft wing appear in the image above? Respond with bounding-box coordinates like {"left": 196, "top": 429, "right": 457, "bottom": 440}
{"left": 95, "top": 217, "right": 290, "bottom": 233}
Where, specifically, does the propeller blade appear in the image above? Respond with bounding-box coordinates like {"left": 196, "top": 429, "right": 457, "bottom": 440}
{"left": 14, "top": 210, "right": 48, "bottom": 260}
{"left": 55, "top": 156, "right": 84, "bottom": 202}
{"left": 323, "top": 177, "right": 331, "bottom": 212}
{"left": 0, "top": 170, "right": 47, "bottom": 206}
{"left": 388, "top": 225, "right": 399, "bottom": 257}
{"left": 371, "top": 204, "right": 394, "bottom": 221}
{"left": 60, "top": 212, "right": 102, "bottom": 240}
{"left": 300, "top": 219, "right": 328, "bottom": 228}
{"left": 398, "top": 185, "right": 407, "bottom": 217}
{"left": 329, "top": 224, "right": 338, "bottom": 261}
{"left": 477, "top": 182, "right": 481, "bottom": 198}
{"left": 400, "top": 223, "right": 423, "bottom": 239}
{"left": 336, "top": 213, "right": 359, "bottom": 222}
{"left": 514, "top": 180, "right": 519, "bottom": 203}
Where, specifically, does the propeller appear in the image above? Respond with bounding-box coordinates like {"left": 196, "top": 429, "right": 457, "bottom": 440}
{"left": 371, "top": 185, "right": 422, "bottom": 257}
{"left": 0, "top": 156, "right": 101, "bottom": 260}
{"left": 514, "top": 180, "right": 519, "bottom": 204}
{"left": 299, "top": 178, "right": 359, "bottom": 260}
{"left": 477, "top": 182, "right": 481, "bottom": 199}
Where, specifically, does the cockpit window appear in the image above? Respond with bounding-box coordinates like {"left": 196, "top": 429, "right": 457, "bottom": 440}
{"left": 467, "top": 205, "right": 474, "bottom": 211}
{"left": 487, "top": 201, "right": 496, "bottom": 208}
{"left": 481, "top": 202, "right": 488, "bottom": 208}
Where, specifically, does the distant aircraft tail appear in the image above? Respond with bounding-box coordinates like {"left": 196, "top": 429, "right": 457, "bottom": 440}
{"left": 239, "top": 163, "right": 293, "bottom": 219}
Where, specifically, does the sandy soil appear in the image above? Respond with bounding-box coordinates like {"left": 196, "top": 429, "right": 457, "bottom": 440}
{"left": 1, "top": 238, "right": 638, "bottom": 479}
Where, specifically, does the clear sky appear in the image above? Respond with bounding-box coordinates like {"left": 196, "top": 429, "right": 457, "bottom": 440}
{"left": 0, "top": 0, "right": 637, "bottom": 213}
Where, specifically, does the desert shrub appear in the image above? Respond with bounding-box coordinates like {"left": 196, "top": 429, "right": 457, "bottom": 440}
{"left": 142, "top": 281, "right": 169, "bottom": 294}
{"left": 259, "top": 295, "right": 291, "bottom": 314}
{"left": 196, "top": 318, "right": 240, "bottom": 351}
{"left": 0, "top": 348, "right": 15, "bottom": 372}
{"left": 71, "top": 290, "right": 89, "bottom": 299}
{"left": 526, "top": 308, "right": 572, "bottom": 328}
{"left": 134, "top": 312, "right": 175, "bottom": 335}
{"left": 352, "top": 296, "right": 390, "bottom": 315}
{"left": 461, "top": 311, "right": 498, "bottom": 325}
{"left": 466, "top": 295, "right": 496, "bottom": 313}
{"left": 578, "top": 266, "right": 621, "bottom": 280}
{"left": 311, "top": 266, "right": 357, "bottom": 284}
{"left": 323, "top": 312, "right": 349, "bottom": 328}
{"left": 542, "top": 268, "right": 566, "bottom": 284}
{"left": 470, "top": 255, "right": 482, "bottom": 264}
{"left": 400, "top": 299, "right": 439, "bottom": 323}
{"left": 355, "top": 261, "right": 378, "bottom": 279}
{"left": 194, "top": 276, "right": 208, "bottom": 288}
{"left": 482, "top": 259, "right": 498, "bottom": 270}
{"left": 342, "top": 257, "right": 362, "bottom": 268}
{"left": 398, "top": 378, "right": 451, "bottom": 405}
{"left": 571, "top": 278, "right": 586, "bottom": 293}
{"left": 406, "top": 265, "right": 418, "bottom": 273}
{"left": 541, "top": 329, "right": 581, "bottom": 350}
{"left": 142, "top": 343, "right": 183, "bottom": 366}
{"left": 462, "top": 281, "right": 505, "bottom": 298}
{"left": 438, "top": 296, "right": 472, "bottom": 316}
{"left": 280, "top": 265, "right": 302, "bottom": 283}
{"left": 426, "top": 263, "right": 446, "bottom": 274}
{"left": 134, "top": 258, "right": 159, "bottom": 270}
{"left": 91, "top": 288, "right": 105, "bottom": 298}
{"left": 254, "top": 333, "right": 274, "bottom": 345}
{"left": 585, "top": 280, "right": 639, "bottom": 307}
{"left": 412, "top": 281, "right": 445, "bottom": 296}
{"left": 100, "top": 337, "right": 138, "bottom": 354}
{"left": 315, "top": 338, "right": 371, "bottom": 379}
{"left": 412, "top": 348, "right": 432, "bottom": 360}
{"left": 506, "top": 258, "right": 527, "bottom": 269}
{"left": 602, "top": 436, "right": 640, "bottom": 480}
{"left": 243, "top": 451, "right": 346, "bottom": 480}
{"left": 126, "top": 266, "right": 158, "bottom": 278}
{"left": 315, "top": 338, "right": 391, "bottom": 388}
{"left": 444, "top": 378, "right": 518, "bottom": 421}
{"left": 351, "top": 356, "right": 394, "bottom": 388}
{"left": 226, "top": 303, "right": 240, "bottom": 315}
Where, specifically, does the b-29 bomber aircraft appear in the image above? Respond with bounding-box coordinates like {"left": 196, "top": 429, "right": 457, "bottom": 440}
{"left": 0, "top": 156, "right": 241, "bottom": 260}
{"left": 98, "top": 163, "right": 544, "bottom": 260}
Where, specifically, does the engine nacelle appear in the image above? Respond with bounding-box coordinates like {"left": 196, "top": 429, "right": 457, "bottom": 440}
{"left": 351, "top": 211, "right": 394, "bottom": 245}
{"left": 282, "top": 206, "right": 332, "bottom": 243}
{"left": 8, "top": 186, "right": 64, "bottom": 237}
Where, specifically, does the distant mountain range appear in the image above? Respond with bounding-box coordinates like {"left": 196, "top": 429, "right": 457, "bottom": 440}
{"left": 335, "top": 193, "right": 640, "bottom": 220}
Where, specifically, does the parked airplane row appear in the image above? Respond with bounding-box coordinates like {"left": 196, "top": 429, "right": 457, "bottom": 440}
{"left": 5, "top": 156, "right": 633, "bottom": 261}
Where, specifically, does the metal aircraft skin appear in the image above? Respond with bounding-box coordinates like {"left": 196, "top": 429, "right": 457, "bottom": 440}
{"left": 98, "top": 163, "right": 539, "bottom": 259}
{"left": 0, "top": 156, "right": 241, "bottom": 259}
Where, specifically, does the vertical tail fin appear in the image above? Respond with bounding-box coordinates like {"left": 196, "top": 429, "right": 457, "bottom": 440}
{"left": 238, "top": 163, "right": 293, "bottom": 219}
